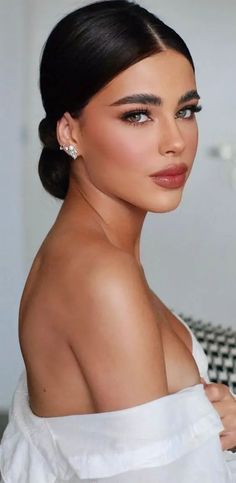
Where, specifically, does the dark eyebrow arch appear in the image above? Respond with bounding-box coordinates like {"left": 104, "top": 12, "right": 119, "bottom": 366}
{"left": 109, "top": 90, "right": 200, "bottom": 107}
{"left": 109, "top": 93, "right": 162, "bottom": 106}
{"left": 178, "top": 90, "right": 200, "bottom": 104}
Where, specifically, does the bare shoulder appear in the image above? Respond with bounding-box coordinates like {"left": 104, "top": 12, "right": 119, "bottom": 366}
{"left": 67, "top": 244, "right": 169, "bottom": 412}
{"left": 19, "top": 235, "right": 142, "bottom": 334}
{"left": 63, "top": 240, "right": 150, "bottom": 319}
{"left": 19, "top": 233, "right": 168, "bottom": 415}
{"left": 47, "top": 235, "right": 143, "bottom": 305}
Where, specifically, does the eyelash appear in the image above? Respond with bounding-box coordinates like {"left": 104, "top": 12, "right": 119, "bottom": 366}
{"left": 120, "top": 105, "right": 202, "bottom": 126}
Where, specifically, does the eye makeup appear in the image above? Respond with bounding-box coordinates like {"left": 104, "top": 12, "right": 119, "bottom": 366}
{"left": 119, "top": 104, "right": 202, "bottom": 126}
{"left": 120, "top": 108, "right": 152, "bottom": 126}
{"left": 176, "top": 104, "right": 202, "bottom": 119}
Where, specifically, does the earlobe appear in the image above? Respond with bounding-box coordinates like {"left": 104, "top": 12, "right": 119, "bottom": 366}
{"left": 59, "top": 144, "right": 79, "bottom": 160}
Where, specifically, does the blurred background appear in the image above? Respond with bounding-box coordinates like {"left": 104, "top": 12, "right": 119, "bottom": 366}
{"left": 0, "top": 0, "right": 236, "bottom": 422}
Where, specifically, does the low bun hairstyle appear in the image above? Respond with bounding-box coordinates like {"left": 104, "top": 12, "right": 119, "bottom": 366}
{"left": 38, "top": 0, "right": 194, "bottom": 199}
{"left": 38, "top": 117, "right": 70, "bottom": 199}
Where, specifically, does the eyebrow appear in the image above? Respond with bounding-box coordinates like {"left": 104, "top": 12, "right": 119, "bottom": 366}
{"left": 109, "top": 89, "right": 200, "bottom": 107}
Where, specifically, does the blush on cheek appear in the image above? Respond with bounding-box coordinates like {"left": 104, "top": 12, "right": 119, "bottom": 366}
{"left": 83, "top": 123, "right": 148, "bottom": 172}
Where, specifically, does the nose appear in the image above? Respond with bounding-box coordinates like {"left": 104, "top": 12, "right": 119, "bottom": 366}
{"left": 158, "top": 116, "right": 186, "bottom": 157}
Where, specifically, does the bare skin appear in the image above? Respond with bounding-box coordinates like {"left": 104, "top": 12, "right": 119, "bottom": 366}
{"left": 19, "top": 50, "right": 202, "bottom": 417}
{"left": 19, "top": 235, "right": 200, "bottom": 416}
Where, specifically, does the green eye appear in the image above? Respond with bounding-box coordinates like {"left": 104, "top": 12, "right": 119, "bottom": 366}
{"left": 126, "top": 112, "right": 149, "bottom": 123}
{"left": 121, "top": 108, "right": 152, "bottom": 126}
{"left": 176, "top": 105, "right": 202, "bottom": 119}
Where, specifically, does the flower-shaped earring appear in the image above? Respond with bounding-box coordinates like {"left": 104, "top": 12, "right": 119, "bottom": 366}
{"left": 60, "top": 144, "right": 78, "bottom": 160}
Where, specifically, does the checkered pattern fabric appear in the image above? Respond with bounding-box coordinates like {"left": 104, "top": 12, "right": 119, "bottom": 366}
{"left": 179, "top": 314, "right": 236, "bottom": 394}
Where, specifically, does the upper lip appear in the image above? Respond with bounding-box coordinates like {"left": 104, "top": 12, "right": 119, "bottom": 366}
{"left": 150, "top": 163, "right": 188, "bottom": 177}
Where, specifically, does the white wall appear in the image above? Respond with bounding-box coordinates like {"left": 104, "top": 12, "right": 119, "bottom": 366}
{"left": 0, "top": 0, "right": 26, "bottom": 409}
{"left": 1, "top": 0, "right": 236, "bottom": 410}
{"left": 140, "top": 0, "right": 236, "bottom": 326}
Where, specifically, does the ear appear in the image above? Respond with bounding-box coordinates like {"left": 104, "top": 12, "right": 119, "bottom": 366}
{"left": 56, "top": 112, "right": 83, "bottom": 155}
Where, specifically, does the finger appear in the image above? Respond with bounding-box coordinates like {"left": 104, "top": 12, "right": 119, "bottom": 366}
{"left": 211, "top": 400, "right": 236, "bottom": 417}
{"left": 220, "top": 413, "right": 236, "bottom": 432}
{"left": 212, "top": 401, "right": 228, "bottom": 418}
{"left": 220, "top": 432, "right": 236, "bottom": 451}
{"left": 204, "top": 383, "right": 230, "bottom": 402}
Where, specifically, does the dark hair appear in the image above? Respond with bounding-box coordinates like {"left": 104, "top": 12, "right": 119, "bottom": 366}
{"left": 38, "top": 0, "right": 194, "bottom": 199}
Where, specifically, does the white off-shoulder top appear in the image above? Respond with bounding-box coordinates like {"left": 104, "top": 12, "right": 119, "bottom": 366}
{"left": 1, "top": 314, "right": 236, "bottom": 482}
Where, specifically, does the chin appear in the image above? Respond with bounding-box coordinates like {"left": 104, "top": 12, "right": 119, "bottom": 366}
{"left": 147, "top": 189, "right": 184, "bottom": 213}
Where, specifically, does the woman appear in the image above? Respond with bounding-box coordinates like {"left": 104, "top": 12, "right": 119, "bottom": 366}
{"left": 1, "top": 1, "right": 236, "bottom": 481}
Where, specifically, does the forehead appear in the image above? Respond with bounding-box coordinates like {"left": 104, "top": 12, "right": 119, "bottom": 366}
{"left": 89, "top": 49, "right": 196, "bottom": 107}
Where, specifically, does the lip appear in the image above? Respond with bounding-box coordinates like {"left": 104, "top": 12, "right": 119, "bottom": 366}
{"left": 150, "top": 163, "right": 188, "bottom": 189}
{"left": 150, "top": 163, "right": 188, "bottom": 177}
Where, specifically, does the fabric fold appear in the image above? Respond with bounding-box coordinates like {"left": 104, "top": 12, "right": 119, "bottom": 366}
{"left": 1, "top": 371, "right": 233, "bottom": 482}
{"left": 0, "top": 372, "right": 73, "bottom": 482}
{"left": 48, "top": 383, "right": 225, "bottom": 479}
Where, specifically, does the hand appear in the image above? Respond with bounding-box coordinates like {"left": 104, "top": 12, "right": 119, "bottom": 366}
{"left": 201, "top": 378, "right": 236, "bottom": 451}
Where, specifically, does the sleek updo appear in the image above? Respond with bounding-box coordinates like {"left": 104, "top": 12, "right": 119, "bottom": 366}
{"left": 38, "top": 0, "right": 194, "bottom": 199}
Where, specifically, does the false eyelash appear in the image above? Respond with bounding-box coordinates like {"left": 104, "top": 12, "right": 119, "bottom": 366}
{"left": 120, "top": 108, "right": 152, "bottom": 125}
{"left": 194, "top": 104, "right": 202, "bottom": 112}
{"left": 120, "top": 108, "right": 151, "bottom": 118}
{"left": 180, "top": 104, "right": 203, "bottom": 113}
{"left": 120, "top": 104, "right": 203, "bottom": 126}
{"left": 176, "top": 104, "right": 203, "bottom": 120}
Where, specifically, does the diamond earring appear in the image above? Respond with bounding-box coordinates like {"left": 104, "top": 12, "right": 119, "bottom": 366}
{"left": 59, "top": 144, "right": 78, "bottom": 160}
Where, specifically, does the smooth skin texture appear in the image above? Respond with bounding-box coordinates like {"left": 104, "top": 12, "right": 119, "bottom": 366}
{"left": 19, "top": 49, "right": 236, "bottom": 449}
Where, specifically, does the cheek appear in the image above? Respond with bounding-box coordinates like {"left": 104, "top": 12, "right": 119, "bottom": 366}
{"left": 188, "top": 123, "right": 198, "bottom": 151}
{"left": 82, "top": 121, "right": 149, "bottom": 174}
{"left": 181, "top": 122, "right": 199, "bottom": 163}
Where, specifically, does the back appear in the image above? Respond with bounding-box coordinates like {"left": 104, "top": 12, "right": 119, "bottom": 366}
{"left": 19, "top": 232, "right": 168, "bottom": 416}
{"left": 67, "top": 247, "right": 169, "bottom": 412}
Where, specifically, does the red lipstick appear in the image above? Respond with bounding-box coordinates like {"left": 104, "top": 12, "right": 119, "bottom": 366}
{"left": 150, "top": 163, "right": 188, "bottom": 189}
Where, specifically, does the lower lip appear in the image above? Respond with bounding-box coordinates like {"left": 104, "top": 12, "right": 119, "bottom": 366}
{"left": 150, "top": 173, "right": 187, "bottom": 189}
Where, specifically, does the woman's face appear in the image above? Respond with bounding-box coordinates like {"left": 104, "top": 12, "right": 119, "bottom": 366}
{"left": 73, "top": 49, "right": 200, "bottom": 213}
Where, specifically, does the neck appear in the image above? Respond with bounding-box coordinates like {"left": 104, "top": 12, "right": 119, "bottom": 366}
{"left": 58, "top": 176, "right": 147, "bottom": 267}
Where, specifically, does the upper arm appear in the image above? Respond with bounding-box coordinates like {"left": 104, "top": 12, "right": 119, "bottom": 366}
{"left": 70, "top": 252, "right": 168, "bottom": 412}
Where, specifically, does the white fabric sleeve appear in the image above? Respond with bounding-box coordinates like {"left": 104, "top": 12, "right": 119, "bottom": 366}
{"left": 0, "top": 372, "right": 235, "bottom": 482}
{"left": 47, "top": 383, "right": 233, "bottom": 482}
